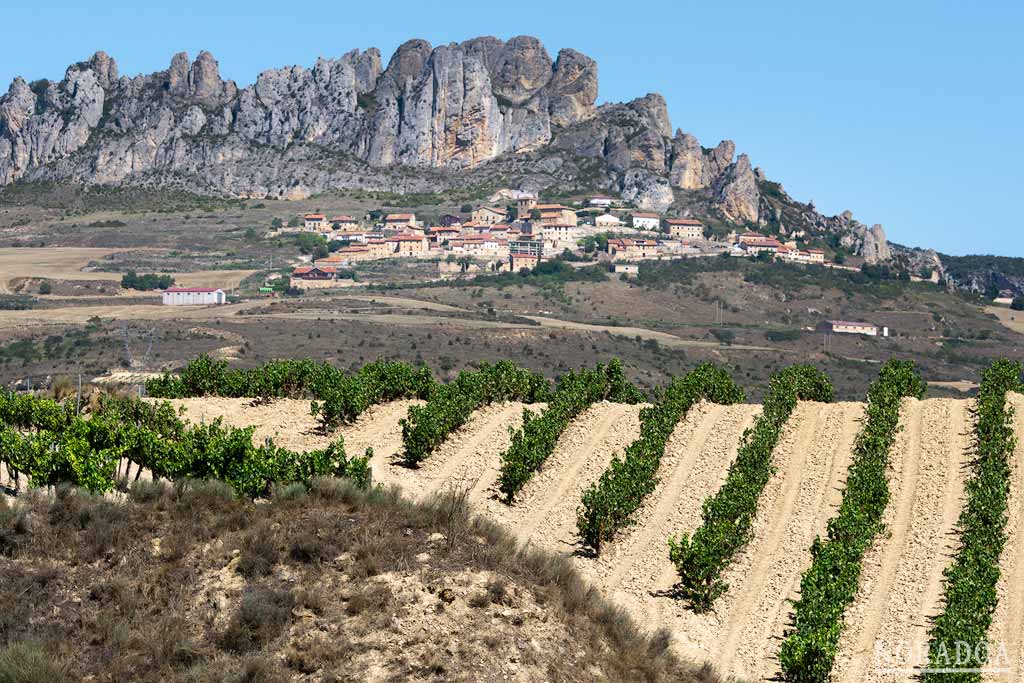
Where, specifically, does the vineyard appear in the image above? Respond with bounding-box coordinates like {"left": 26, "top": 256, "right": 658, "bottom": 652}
{"left": 3, "top": 355, "right": 1024, "bottom": 682}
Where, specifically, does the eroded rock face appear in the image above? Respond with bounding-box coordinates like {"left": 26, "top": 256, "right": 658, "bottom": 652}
{"left": 0, "top": 36, "right": 893, "bottom": 263}
{"left": 0, "top": 38, "right": 607, "bottom": 186}
{"left": 669, "top": 133, "right": 735, "bottom": 190}
{"left": 621, "top": 168, "right": 674, "bottom": 212}
{"left": 715, "top": 154, "right": 759, "bottom": 223}
{"left": 861, "top": 224, "right": 892, "bottom": 263}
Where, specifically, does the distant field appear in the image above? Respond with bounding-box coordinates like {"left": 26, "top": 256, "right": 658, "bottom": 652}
{"left": 0, "top": 246, "right": 258, "bottom": 294}
{"left": 0, "top": 247, "right": 124, "bottom": 292}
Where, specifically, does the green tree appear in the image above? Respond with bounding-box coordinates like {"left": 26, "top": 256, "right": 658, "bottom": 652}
{"left": 1011, "top": 297, "right": 1024, "bottom": 311}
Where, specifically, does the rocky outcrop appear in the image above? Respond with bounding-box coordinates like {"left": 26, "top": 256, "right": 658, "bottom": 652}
{"left": 714, "top": 154, "right": 759, "bottom": 223}
{"left": 621, "top": 168, "right": 673, "bottom": 213}
{"left": 861, "top": 224, "right": 892, "bottom": 263}
{"left": 669, "top": 134, "right": 734, "bottom": 190}
{"left": 0, "top": 36, "right": 892, "bottom": 263}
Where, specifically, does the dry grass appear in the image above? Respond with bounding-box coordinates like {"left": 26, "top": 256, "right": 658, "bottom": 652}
{"left": 0, "top": 479, "right": 720, "bottom": 682}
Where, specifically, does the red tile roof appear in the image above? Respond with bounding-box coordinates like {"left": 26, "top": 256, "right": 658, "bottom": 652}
{"left": 385, "top": 213, "right": 415, "bottom": 221}
{"left": 304, "top": 213, "right": 325, "bottom": 219}
{"left": 632, "top": 212, "right": 660, "bottom": 219}
{"left": 666, "top": 218, "right": 703, "bottom": 226}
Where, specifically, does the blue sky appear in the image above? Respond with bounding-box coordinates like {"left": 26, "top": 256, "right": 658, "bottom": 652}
{"left": 2, "top": 0, "right": 1021, "bottom": 256}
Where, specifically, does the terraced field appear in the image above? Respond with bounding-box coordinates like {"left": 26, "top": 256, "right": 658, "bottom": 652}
{"left": 153, "top": 392, "right": 1024, "bottom": 682}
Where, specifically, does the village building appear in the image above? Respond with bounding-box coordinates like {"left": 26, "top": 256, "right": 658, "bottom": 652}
{"left": 161, "top": 287, "right": 226, "bottom": 306}
{"left": 509, "top": 240, "right": 543, "bottom": 271}
{"left": 607, "top": 238, "right": 660, "bottom": 262}
{"left": 614, "top": 263, "right": 639, "bottom": 276}
{"left": 516, "top": 194, "right": 578, "bottom": 226}
{"left": 742, "top": 237, "right": 785, "bottom": 256}
{"left": 362, "top": 239, "right": 388, "bottom": 258}
{"left": 817, "top": 320, "right": 888, "bottom": 337}
{"left": 330, "top": 215, "right": 358, "bottom": 230}
{"left": 595, "top": 213, "right": 623, "bottom": 228}
{"left": 450, "top": 235, "right": 506, "bottom": 257}
{"left": 439, "top": 214, "right": 462, "bottom": 227}
{"left": 291, "top": 265, "right": 339, "bottom": 288}
{"left": 428, "top": 226, "right": 462, "bottom": 245}
{"left": 330, "top": 229, "right": 369, "bottom": 243}
{"left": 472, "top": 206, "right": 508, "bottom": 225}
{"left": 737, "top": 231, "right": 765, "bottom": 245}
{"left": 486, "top": 225, "right": 511, "bottom": 238}
{"left": 588, "top": 195, "right": 614, "bottom": 208}
{"left": 631, "top": 212, "right": 661, "bottom": 231}
{"left": 536, "top": 204, "right": 578, "bottom": 226}
{"left": 383, "top": 213, "right": 417, "bottom": 230}
{"left": 515, "top": 192, "right": 538, "bottom": 220}
{"left": 303, "top": 213, "right": 330, "bottom": 232}
{"left": 666, "top": 218, "right": 704, "bottom": 241}
{"left": 387, "top": 234, "right": 430, "bottom": 256}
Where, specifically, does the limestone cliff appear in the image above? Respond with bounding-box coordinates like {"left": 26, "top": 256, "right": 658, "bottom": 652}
{"left": 0, "top": 36, "right": 892, "bottom": 262}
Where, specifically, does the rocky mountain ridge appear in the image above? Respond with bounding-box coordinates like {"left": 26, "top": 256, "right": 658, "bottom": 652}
{"left": 2, "top": 37, "right": 899, "bottom": 264}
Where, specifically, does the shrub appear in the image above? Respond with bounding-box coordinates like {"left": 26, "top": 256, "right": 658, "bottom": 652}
{"left": 577, "top": 363, "right": 744, "bottom": 554}
{"left": 120, "top": 271, "right": 174, "bottom": 291}
{"left": 401, "top": 361, "right": 551, "bottom": 467}
{"left": 778, "top": 359, "right": 926, "bottom": 682}
{"left": 218, "top": 586, "right": 294, "bottom": 653}
{"left": 668, "top": 365, "right": 833, "bottom": 610}
{"left": 0, "top": 641, "right": 67, "bottom": 683}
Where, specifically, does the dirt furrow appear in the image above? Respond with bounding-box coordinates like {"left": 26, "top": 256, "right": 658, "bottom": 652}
{"left": 165, "top": 396, "right": 334, "bottom": 453}
{"left": 335, "top": 399, "right": 423, "bottom": 489}
{"left": 405, "top": 402, "right": 541, "bottom": 502}
{"left": 485, "top": 401, "right": 645, "bottom": 551}
{"left": 988, "top": 393, "right": 1024, "bottom": 683}
{"left": 712, "top": 401, "right": 863, "bottom": 680}
{"left": 832, "top": 398, "right": 969, "bottom": 683}
{"left": 594, "top": 403, "right": 759, "bottom": 602}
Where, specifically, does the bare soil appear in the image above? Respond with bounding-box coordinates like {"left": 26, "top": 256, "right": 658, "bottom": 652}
{"left": 135, "top": 394, "right": 1024, "bottom": 682}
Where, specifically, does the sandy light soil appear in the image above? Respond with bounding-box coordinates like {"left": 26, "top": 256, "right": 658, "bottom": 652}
{"left": 146, "top": 394, "right": 1024, "bottom": 682}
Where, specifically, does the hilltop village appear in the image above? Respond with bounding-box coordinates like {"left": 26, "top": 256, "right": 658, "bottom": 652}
{"left": 282, "top": 192, "right": 858, "bottom": 290}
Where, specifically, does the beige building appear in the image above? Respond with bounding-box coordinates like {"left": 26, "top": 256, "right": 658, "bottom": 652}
{"left": 384, "top": 213, "right": 417, "bottom": 230}
{"left": 509, "top": 240, "right": 542, "bottom": 271}
{"left": 330, "top": 215, "right": 358, "bottom": 230}
{"left": 595, "top": 213, "right": 623, "bottom": 228}
{"left": 516, "top": 194, "right": 578, "bottom": 226}
{"left": 607, "top": 238, "right": 660, "bottom": 261}
{"left": 666, "top": 218, "right": 704, "bottom": 240}
{"left": 303, "top": 213, "right": 330, "bottom": 232}
{"left": 472, "top": 206, "right": 508, "bottom": 225}
{"left": 387, "top": 234, "right": 429, "bottom": 256}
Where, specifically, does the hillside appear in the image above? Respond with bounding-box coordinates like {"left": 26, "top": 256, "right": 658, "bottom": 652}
{"left": 0, "top": 38, "right": 899, "bottom": 265}
{"left": 0, "top": 479, "right": 711, "bottom": 683}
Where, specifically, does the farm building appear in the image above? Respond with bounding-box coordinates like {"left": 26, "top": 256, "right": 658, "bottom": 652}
{"left": 614, "top": 263, "right": 639, "bottom": 276}
{"left": 816, "top": 320, "right": 888, "bottom": 337}
{"left": 161, "top": 287, "right": 226, "bottom": 306}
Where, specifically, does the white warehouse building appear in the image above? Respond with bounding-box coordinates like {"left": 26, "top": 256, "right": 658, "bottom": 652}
{"left": 162, "top": 287, "right": 226, "bottom": 306}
